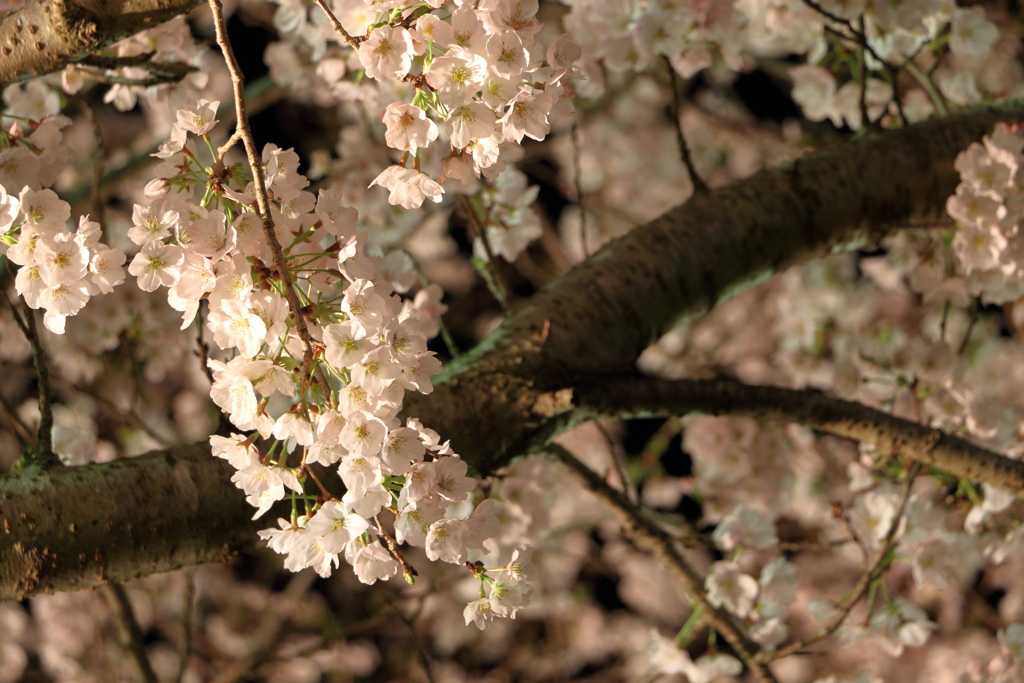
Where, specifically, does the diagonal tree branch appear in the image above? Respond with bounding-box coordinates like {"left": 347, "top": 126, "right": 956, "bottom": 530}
{"left": 573, "top": 375, "right": 1024, "bottom": 492}
{"left": 4, "top": 101, "right": 1024, "bottom": 601}
{"left": 404, "top": 98, "right": 1024, "bottom": 476}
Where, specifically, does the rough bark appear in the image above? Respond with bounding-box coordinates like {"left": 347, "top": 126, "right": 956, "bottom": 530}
{"left": 0, "top": 443, "right": 261, "bottom": 601}
{"left": 0, "top": 0, "right": 202, "bottom": 85}
{"left": 403, "top": 99, "right": 1024, "bottom": 475}
{"left": 3, "top": 101, "right": 1024, "bottom": 600}
{"left": 574, "top": 376, "right": 1024, "bottom": 492}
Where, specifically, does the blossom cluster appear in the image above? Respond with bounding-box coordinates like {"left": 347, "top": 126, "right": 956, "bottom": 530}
{"left": 129, "top": 98, "right": 535, "bottom": 624}
{"left": 258, "top": 0, "right": 581, "bottom": 263}
{"left": 356, "top": 0, "right": 580, "bottom": 262}
{"left": 947, "top": 122, "right": 1024, "bottom": 304}
{"left": 0, "top": 116, "right": 127, "bottom": 334}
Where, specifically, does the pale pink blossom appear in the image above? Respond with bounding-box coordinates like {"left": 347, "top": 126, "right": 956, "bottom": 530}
{"left": 18, "top": 188, "right": 70, "bottom": 234}
{"left": 446, "top": 103, "right": 497, "bottom": 149}
{"left": 176, "top": 99, "right": 220, "bottom": 135}
{"left": 500, "top": 89, "right": 554, "bottom": 143}
{"left": 208, "top": 297, "right": 268, "bottom": 358}
{"left": 339, "top": 411, "right": 387, "bottom": 457}
{"left": 382, "top": 103, "right": 438, "bottom": 152}
{"left": 950, "top": 7, "right": 999, "bottom": 63}
{"left": 425, "top": 517, "right": 469, "bottom": 563}
{"left": 705, "top": 561, "right": 758, "bottom": 618}
{"left": 129, "top": 241, "right": 185, "bottom": 291}
{"left": 368, "top": 166, "right": 445, "bottom": 210}
{"left": 358, "top": 26, "right": 414, "bottom": 81}
{"left": 464, "top": 599, "right": 495, "bottom": 630}
{"left": 425, "top": 47, "right": 488, "bottom": 108}
{"left": 34, "top": 232, "right": 88, "bottom": 287}
{"left": 352, "top": 541, "right": 398, "bottom": 585}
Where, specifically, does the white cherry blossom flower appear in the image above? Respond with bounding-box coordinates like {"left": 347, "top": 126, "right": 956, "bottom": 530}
{"left": 500, "top": 89, "right": 554, "bottom": 143}
{"left": 0, "top": 147, "right": 42, "bottom": 193}
{"left": 39, "top": 282, "right": 90, "bottom": 334}
{"left": 395, "top": 498, "right": 444, "bottom": 546}
{"left": 425, "top": 517, "right": 469, "bottom": 563}
{"left": 950, "top": 7, "right": 999, "bottom": 63}
{"left": 358, "top": 26, "right": 414, "bottom": 81}
{"left": 176, "top": 99, "right": 220, "bottom": 135}
{"left": 446, "top": 103, "right": 497, "bottom": 149}
{"left": 352, "top": 541, "right": 398, "bottom": 584}
{"left": 208, "top": 297, "right": 268, "bottom": 358}
{"left": 426, "top": 47, "right": 488, "bottom": 108}
{"left": 0, "top": 184, "right": 20, "bottom": 233}
{"left": 382, "top": 103, "right": 438, "bottom": 152}
{"left": 488, "top": 570, "right": 524, "bottom": 617}
{"left": 305, "top": 501, "right": 369, "bottom": 553}
{"left": 129, "top": 241, "right": 185, "bottom": 291}
{"left": 34, "top": 232, "right": 88, "bottom": 287}
{"left": 339, "top": 411, "right": 387, "bottom": 457}
{"left": 18, "top": 188, "right": 70, "bottom": 234}
{"left": 324, "top": 320, "right": 376, "bottom": 369}
{"left": 464, "top": 599, "right": 495, "bottom": 630}
{"left": 433, "top": 455, "right": 475, "bottom": 502}
{"left": 369, "top": 166, "right": 445, "bottom": 210}
{"left": 485, "top": 31, "right": 529, "bottom": 80}
{"left": 705, "top": 561, "right": 758, "bottom": 618}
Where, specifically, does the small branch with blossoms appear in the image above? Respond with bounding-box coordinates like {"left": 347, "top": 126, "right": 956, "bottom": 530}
{"left": 112, "top": 0, "right": 540, "bottom": 611}
{"left": 547, "top": 442, "right": 779, "bottom": 683}
{"left": 759, "top": 463, "right": 922, "bottom": 663}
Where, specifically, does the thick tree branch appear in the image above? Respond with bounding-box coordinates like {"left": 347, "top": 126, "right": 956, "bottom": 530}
{"left": 573, "top": 376, "right": 1024, "bottom": 492}
{"left": 0, "top": 0, "right": 203, "bottom": 85}
{"left": 404, "top": 99, "right": 1024, "bottom": 475}
{"left": 0, "top": 443, "right": 263, "bottom": 601}
{"left": 4, "top": 102, "right": 1024, "bottom": 600}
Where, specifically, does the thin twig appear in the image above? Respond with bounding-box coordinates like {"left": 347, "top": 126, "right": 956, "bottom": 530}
{"left": 173, "top": 568, "right": 195, "bottom": 683}
{"left": 574, "top": 375, "right": 1024, "bottom": 492}
{"left": 547, "top": 443, "right": 778, "bottom": 683}
{"left": 103, "top": 584, "right": 159, "bottom": 683}
{"left": 412, "top": 262, "right": 459, "bottom": 358}
{"left": 958, "top": 302, "right": 979, "bottom": 355}
{"left": 21, "top": 304, "right": 57, "bottom": 466}
{"left": 0, "top": 389, "right": 35, "bottom": 447}
{"left": 196, "top": 301, "right": 215, "bottom": 385}
{"left": 572, "top": 122, "right": 590, "bottom": 256}
{"left": 215, "top": 130, "right": 243, "bottom": 164}
{"left": 81, "top": 101, "right": 106, "bottom": 224}
{"left": 857, "top": 17, "right": 869, "bottom": 130}
{"left": 207, "top": 0, "right": 325, "bottom": 401}
{"left": 375, "top": 514, "right": 418, "bottom": 583}
{"left": 761, "top": 462, "right": 922, "bottom": 662}
{"left": 387, "top": 600, "right": 437, "bottom": 683}
{"left": 458, "top": 194, "right": 511, "bottom": 313}
{"left": 595, "top": 421, "right": 634, "bottom": 503}
{"left": 308, "top": 0, "right": 362, "bottom": 49}
{"left": 663, "top": 56, "right": 707, "bottom": 195}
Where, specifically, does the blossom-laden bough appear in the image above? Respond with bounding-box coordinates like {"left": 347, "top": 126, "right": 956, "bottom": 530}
{"left": 4, "top": 0, "right": 1024, "bottom": 682}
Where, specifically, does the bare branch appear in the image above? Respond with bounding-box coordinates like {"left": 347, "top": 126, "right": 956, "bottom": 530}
{"left": 663, "top": 56, "right": 707, "bottom": 195}
{"left": 574, "top": 376, "right": 1024, "bottom": 492}
{"left": 103, "top": 583, "right": 158, "bottom": 683}
{"left": 308, "top": 0, "right": 361, "bottom": 49}
{"left": 403, "top": 99, "right": 1024, "bottom": 476}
